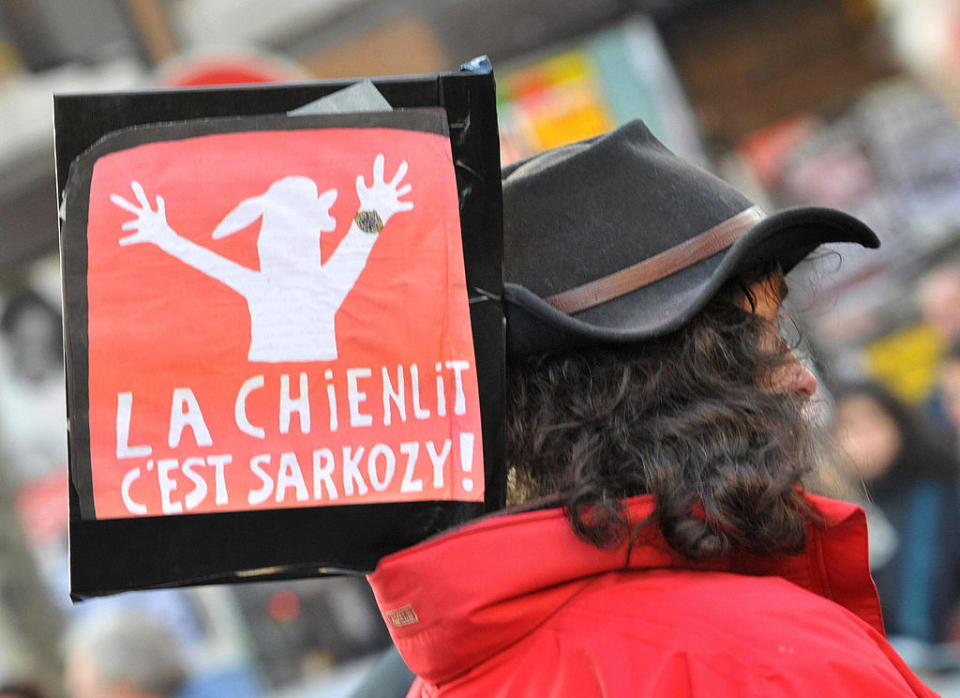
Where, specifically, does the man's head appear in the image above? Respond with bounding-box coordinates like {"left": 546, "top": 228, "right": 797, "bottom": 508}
{"left": 63, "top": 611, "right": 187, "bottom": 698}
{"left": 507, "top": 267, "right": 820, "bottom": 559}
{"left": 500, "top": 120, "right": 879, "bottom": 558}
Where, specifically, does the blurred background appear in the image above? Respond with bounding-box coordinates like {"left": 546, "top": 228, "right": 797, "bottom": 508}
{"left": 3, "top": 0, "right": 960, "bottom": 696}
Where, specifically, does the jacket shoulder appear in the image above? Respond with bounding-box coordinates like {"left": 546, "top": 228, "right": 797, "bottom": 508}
{"left": 438, "top": 569, "right": 935, "bottom": 697}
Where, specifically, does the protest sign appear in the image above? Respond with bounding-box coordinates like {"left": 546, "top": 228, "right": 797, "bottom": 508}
{"left": 85, "top": 114, "right": 482, "bottom": 518}
{"left": 57, "top": 63, "right": 504, "bottom": 596}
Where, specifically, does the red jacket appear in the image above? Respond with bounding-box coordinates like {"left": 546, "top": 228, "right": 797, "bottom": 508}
{"left": 367, "top": 494, "right": 938, "bottom": 697}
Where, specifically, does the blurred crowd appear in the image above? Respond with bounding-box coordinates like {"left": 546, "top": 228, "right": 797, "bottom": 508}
{"left": 830, "top": 262, "right": 960, "bottom": 656}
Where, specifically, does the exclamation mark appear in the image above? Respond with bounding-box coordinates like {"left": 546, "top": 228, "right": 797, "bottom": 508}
{"left": 460, "top": 432, "right": 475, "bottom": 492}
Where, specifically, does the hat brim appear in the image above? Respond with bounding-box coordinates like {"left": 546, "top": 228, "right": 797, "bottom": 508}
{"left": 504, "top": 205, "right": 879, "bottom": 358}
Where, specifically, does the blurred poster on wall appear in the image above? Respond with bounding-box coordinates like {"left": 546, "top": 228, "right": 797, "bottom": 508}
{"left": 739, "top": 79, "right": 960, "bottom": 286}
{"left": 854, "top": 81, "right": 960, "bottom": 248}
{"left": 497, "top": 50, "right": 614, "bottom": 164}
{"left": 497, "top": 16, "right": 706, "bottom": 167}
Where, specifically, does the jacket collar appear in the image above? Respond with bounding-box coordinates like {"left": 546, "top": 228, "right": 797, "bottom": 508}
{"left": 367, "top": 493, "right": 881, "bottom": 686}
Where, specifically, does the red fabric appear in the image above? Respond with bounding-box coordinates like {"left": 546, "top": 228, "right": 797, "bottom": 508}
{"left": 367, "top": 493, "right": 939, "bottom": 697}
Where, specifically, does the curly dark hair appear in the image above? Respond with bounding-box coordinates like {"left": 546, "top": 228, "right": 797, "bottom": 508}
{"left": 506, "top": 275, "right": 819, "bottom": 561}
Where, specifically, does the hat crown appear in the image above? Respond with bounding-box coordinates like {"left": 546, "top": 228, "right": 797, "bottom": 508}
{"left": 502, "top": 120, "right": 754, "bottom": 299}
{"left": 501, "top": 119, "right": 878, "bottom": 358}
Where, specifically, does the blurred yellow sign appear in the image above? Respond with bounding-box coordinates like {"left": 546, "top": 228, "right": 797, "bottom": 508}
{"left": 498, "top": 51, "right": 615, "bottom": 162}
{"left": 864, "top": 324, "right": 944, "bottom": 403}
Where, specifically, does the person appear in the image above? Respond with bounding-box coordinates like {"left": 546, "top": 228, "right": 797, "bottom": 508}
{"left": 918, "top": 263, "right": 960, "bottom": 437}
{"left": 934, "top": 339, "right": 960, "bottom": 448}
{"left": 63, "top": 610, "right": 188, "bottom": 698}
{"left": 918, "top": 263, "right": 960, "bottom": 345}
{"left": 0, "top": 288, "right": 63, "bottom": 386}
{"left": 832, "top": 381, "right": 960, "bottom": 644}
{"left": 0, "top": 288, "right": 67, "bottom": 487}
{"left": 365, "top": 120, "right": 937, "bottom": 695}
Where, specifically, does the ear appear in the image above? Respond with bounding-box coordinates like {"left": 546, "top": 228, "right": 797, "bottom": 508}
{"left": 317, "top": 188, "right": 338, "bottom": 212}
{"left": 212, "top": 196, "right": 264, "bottom": 238}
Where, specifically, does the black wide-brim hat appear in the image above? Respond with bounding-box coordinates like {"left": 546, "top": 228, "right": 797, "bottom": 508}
{"left": 502, "top": 119, "right": 879, "bottom": 357}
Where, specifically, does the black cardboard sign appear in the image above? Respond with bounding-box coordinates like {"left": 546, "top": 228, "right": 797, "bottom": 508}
{"left": 56, "top": 61, "right": 504, "bottom": 598}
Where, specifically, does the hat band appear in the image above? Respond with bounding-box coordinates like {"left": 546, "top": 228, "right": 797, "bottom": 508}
{"left": 545, "top": 206, "right": 766, "bottom": 315}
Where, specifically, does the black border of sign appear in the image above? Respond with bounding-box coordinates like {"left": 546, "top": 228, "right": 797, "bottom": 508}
{"left": 55, "top": 64, "right": 504, "bottom": 598}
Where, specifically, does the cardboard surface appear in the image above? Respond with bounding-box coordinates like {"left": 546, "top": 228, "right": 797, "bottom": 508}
{"left": 56, "top": 64, "right": 504, "bottom": 597}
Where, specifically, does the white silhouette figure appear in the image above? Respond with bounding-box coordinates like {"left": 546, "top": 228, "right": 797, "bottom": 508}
{"left": 110, "top": 154, "right": 413, "bottom": 362}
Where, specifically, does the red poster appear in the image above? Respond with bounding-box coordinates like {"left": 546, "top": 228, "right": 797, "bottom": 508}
{"left": 85, "top": 126, "right": 483, "bottom": 519}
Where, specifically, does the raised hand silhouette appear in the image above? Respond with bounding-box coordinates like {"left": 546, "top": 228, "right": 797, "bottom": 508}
{"left": 356, "top": 154, "right": 414, "bottom": 226}
{"left": 111, "top": 181, "right": 176, "bottom": 247}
